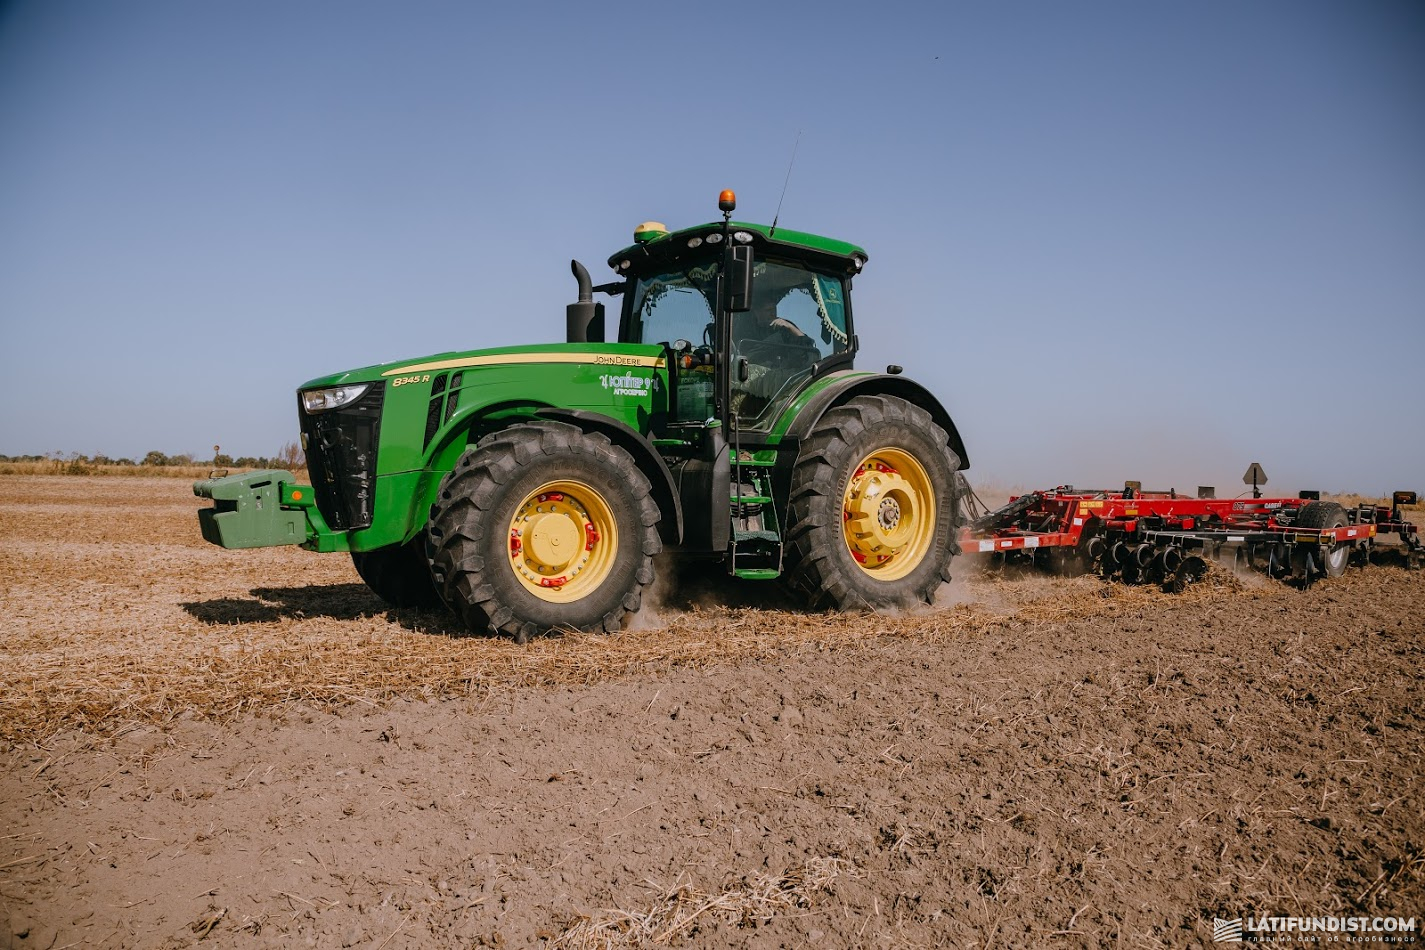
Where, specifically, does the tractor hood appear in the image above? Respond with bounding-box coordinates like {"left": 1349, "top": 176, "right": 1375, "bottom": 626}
{"left": 297, "top": 342, "right": 664, "bottom": 392}
{"left": 294, "top": 340, "right": 668, "bottom": 534}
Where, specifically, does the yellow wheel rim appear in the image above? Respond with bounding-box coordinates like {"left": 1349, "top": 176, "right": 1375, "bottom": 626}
{"left": 841, "top": 448, "right": 936, "bottom": 581}
{"left": 507, "top": 480, "right": 618, "bottom": 603}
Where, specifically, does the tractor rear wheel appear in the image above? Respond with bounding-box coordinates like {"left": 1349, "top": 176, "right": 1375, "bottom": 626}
{"left": 351, "top": 536, "right": 443, "bottom": 609}
{"left": 1295, "top": 501, "right": 1351, "bottom": 578}
{"left": 784, "top": 395, "right": 961, "bottom": 610}
{"left": 427, "top": 421, "right": 661, "bottom": 642}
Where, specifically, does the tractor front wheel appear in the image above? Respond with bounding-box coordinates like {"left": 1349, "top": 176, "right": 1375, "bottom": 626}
{"left": 427, "top": 421, "right": 661, "bottom": 642}
{"left": 784, "top": 395, "right": 961, "bottom": 610}
{"left": 351, "top": 535, "right": 444, "bottom": 609}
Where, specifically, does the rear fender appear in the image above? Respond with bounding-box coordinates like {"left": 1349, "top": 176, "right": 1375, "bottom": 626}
{"left": 782, "top": 374, "right": 968, "bottom": 466}
{"left": 771, "top": 374, "right": 969, "bottom": 523}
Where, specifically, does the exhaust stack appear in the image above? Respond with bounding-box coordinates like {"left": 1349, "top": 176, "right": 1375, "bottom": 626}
{"left": 566, "top": 260, "right": 605, "bottom": 343}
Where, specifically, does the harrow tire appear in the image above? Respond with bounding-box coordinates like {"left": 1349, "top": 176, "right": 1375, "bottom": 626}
{"left": 1295, "top": 501, "right": 1350, "bottom": 578}
{"left": 783, "top": 395, "right": 961, "bottom": 610}
{"left": 351, "top": 536, "right": 444, "bottom": 609}
{"left": 426, "top": 421, "right": 661, "bottom": 642}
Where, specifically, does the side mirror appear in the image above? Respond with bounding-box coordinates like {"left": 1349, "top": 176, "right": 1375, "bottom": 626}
{"left": 726, "top": 245, "right": 753, "bottom": 313}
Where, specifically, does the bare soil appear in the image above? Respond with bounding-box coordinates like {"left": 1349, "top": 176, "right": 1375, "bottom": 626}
{"left": 1, "top": 476, "right": 1422, "bottom": 948}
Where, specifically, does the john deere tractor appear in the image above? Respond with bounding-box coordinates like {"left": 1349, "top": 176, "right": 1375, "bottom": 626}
{"left": 196, "top": 191, "right": 970, "bottom": 641}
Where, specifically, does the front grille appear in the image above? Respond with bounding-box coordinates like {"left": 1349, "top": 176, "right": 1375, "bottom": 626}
{"left": 298, "top": 382, "right": 385, "bottom": 530}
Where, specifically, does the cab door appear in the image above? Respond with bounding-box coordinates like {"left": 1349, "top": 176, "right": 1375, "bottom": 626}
{"left": 624, "top": 267, "right": 720, "bottom": 430}
{"left": 729, "top": 264, "right": 850, "bottom": 430}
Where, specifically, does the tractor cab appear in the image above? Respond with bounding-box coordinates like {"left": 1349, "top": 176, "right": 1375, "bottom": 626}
{"left": 605, "top": 193, "right": 866, "bottom": 439}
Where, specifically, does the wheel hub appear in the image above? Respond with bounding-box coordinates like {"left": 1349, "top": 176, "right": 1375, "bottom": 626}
{"left": 841, "top": 451, "right": 935, "bottom": 580}
{"left": 526, "top": 512, "right": 580, "bottom": 571}
{"left": 1323, "top": 542, "right": 1348, "bottom": 574}
{"left": 877, "top": 497, "right": 901, "bottom": 532}
{"left": 509, "top": 483, "right": 616, "bottom": 602}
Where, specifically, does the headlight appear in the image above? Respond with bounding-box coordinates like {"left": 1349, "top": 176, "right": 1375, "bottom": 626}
{"left": 301, "top": 383, "right": 370, "bottom": 414}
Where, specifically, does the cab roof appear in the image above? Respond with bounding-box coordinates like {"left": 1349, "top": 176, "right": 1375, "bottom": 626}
{"left": 607, "top": 221, "right": 869, "bottom": 277}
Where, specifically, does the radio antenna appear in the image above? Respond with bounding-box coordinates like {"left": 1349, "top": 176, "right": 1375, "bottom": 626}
{"left": 769, "top": 130, "right": 802, "bottom": 237}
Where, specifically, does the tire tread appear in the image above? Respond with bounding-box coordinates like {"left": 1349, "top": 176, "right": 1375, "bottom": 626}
{"left": 427, "top": 421, "right": 660, "bottom": 640}
{"left": 782, "top": 395, "right": 961, "bottom": 611}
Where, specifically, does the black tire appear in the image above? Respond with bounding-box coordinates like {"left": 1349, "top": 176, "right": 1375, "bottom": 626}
{"left": 426, "top": 421, "right": 661, "bottom": 641}
{"left": 351, "top": 536, "right": 443, "bottom": 609}
{"left": 1295, "top": 500, "right": 1350, "bottom": 578}
{"left": 783, "top": 395, "right": 961, "bottom": 610}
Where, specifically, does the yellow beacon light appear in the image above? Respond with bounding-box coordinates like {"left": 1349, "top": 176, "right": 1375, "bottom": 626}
{"left": 718, "top": 189, "right": 736, "bottom": 213}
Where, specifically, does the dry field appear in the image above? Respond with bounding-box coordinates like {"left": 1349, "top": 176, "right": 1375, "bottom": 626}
{"left": 1, "top": 475, "right": 1422, "bottom": 948}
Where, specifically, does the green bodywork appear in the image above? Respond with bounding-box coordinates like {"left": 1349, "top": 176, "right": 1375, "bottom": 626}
{"left": 301, "top": 342, "right": 672, "bottom": 552}
{"left": 195, "top": 218, "right": 962, "bottom": 577}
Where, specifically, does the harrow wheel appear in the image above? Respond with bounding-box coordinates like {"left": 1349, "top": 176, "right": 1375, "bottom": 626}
{"left": 784, "top": 395, "right": 961, "bottom": 610}
{"left": 1295, "top": 501, "right": 1351, "bottom": 579}
{"left": 427, "top": 421, "right": 660, "bottom": 642}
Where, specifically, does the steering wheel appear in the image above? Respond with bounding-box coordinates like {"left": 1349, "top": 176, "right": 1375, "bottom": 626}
{"left": 739, "top": 329, "right": 818, "bottom": 369}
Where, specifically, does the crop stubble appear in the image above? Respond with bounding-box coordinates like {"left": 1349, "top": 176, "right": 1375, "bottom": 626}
{"left": 1, "top": 475, "right": 1422, "bottom": 948}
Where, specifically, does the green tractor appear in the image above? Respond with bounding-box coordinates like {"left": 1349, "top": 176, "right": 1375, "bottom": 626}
{"left": 196, "top": 190, "right": 970, "bottom": 641}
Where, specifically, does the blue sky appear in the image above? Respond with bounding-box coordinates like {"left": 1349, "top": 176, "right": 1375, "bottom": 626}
{"left": 1, "top": 1, "right": 1421, "bottom": 495}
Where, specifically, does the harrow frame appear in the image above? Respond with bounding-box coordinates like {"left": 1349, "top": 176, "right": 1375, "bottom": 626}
{"left": 961, "top": 486, "right": 1422, "bottom": 591}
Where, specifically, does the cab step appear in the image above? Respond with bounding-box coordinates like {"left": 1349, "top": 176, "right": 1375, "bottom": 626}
{"left": 731, "top": 528, "right": 782, "bottom": 575}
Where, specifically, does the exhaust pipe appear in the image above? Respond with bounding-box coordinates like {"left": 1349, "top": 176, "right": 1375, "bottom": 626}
{"left": 566, "top": 260, "right": 605, "bottom": 344}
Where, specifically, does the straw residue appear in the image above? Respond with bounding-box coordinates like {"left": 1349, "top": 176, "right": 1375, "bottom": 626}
{"left": 0, "top": 474, "right": 1272, "bottom": 743}
{"left": 552, "top": 857, "right": 856, "bottom": 948}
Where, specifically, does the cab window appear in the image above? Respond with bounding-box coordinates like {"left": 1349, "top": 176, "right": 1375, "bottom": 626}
{"left": 625, "top": 263, "right": 718, "bottom": 347}
{"left": 730, "top": 260, "right": 850, "bottom": 428}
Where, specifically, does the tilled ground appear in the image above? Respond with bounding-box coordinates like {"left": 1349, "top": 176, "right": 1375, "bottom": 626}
{"left": 1, "top": 476, "right": 1422, "bottom": 948}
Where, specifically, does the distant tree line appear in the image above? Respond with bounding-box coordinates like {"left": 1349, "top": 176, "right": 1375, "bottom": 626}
{"left": 1, "top": 441, "right": 304, "bottom": 470}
